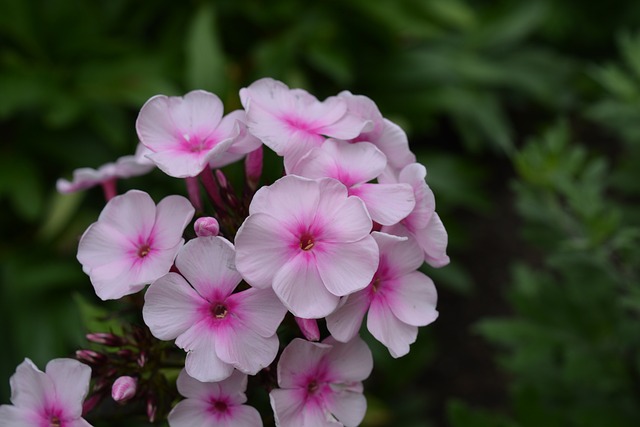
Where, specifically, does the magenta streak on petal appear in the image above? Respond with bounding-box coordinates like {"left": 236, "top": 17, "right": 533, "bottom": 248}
{"left": 178, "top": 131, "right": 219, "bottom": 154}
{"left": 281, "top": 114, "right": 315, "bottom": 133}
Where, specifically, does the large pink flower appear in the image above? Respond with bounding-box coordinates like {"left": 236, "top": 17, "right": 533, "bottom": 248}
{"left": 380, "top": 163, "right": 450, "bottom": 267}
{"left": 327, "top": 232, "right": 438, "bottom": 358}
{"left": 234, "top": 175, "right": 379, "bottom": 319}
{"left": 0, "top": 358, "right": 92, "bottom": 427}
{"left": 270, "top": 336, "right": 373, "bottom": 427}
{"left": 136, "top": 90, "right": 257, "bottom": 178}
{"left": 240, "top": 78, "right": 370, "bottom": 171}
{"left": 143, "top": 236, "right": 287, "bottom": 382}
{"left": 77, "top": 190, "right": 194, "bottom": 300}
{"left": 291, "top": 139, "right": 415, "bottom": 226}
{"left": 168, "top": 369, "right": 262, "bottom": 427}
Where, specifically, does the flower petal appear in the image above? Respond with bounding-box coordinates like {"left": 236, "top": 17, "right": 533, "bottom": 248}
{"left": 272, "top": 254, "right": 340, "bottom": 318}
{"left": 178, "top": 324, "right": 234, "bottom": 383}
{"left": 9, "top": 359, "right": 54, "bottom": 411}
{"left": 151, "top": 195, "right": 195, "bottom": 249}
{"left": 45, "top": 359, "right": 91, "bottom": 420}
{"left": 386, "top": 271, "right": 439, "bottom": 327}
{"left": 143, "top": 272, "right": 203, "bottom": 340}
{"left": 214, "top": 323, "right": 279, "bottom": 375}
{"left": 175, "top": 237, "right": 241, "bottom": 301}
{"left": 350, "top": 183, "right": 415, "bottom": 226}
{"left": 367, "top": 299, "right": 418, "bottom": 358}
{"left": 277, "top": 338, "right": 332, "bottom": 389}
{"left": 270, "top": 388, "right": 340, "bottom": 427}
{"left": 323, "top": 336, "right": 373, "bottom": 383}
{"left": 168, "top": 398, "right": 216, "bottom": 427}
{"left": 372, "top": 231, "right": 423, "bottom": 276}
{"left": 326, "top": 291, "right": 371, "bottom": 342}
{"left": 326, "top": 387, "right": 367, "bottom": 427}
{"left": 228, "top": 288, "right": 287, "bottom": 338}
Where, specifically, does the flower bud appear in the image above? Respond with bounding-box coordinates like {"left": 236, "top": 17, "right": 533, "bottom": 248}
{"left": 294, "top": 317, "right": 320, "bottom": 341}
{"left": 194, "top": 217, "right": 220, "bottom": 237}
{"left": 111, "top": 376, "right": 137, "bottom": 403}
{"left": 75, "top": 350, "right": 107, "bottom": 365}
{"left": 245, "top": 146, "right": 263, "bottom": 190}
{"left": 86, "top": 332, "right": 124, "bottom": 347}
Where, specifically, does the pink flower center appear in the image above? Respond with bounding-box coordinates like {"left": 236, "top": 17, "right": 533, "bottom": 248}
{"left": 211, "top": 303, "right": 228, "bottom": 319}
{"left": 137, "top": 244, "right": 151, "bottom": 258}
{"left": 212, "top": 400, "right": 228, "bottom": 413}
{"left": 307, "top": 379, "right": 320, "bottom": 394}
{"left": 299, "top": 233, "right": 315, "bottom": 251}
{"left": 371, "top": 275, "right": 381, "bottom": 292}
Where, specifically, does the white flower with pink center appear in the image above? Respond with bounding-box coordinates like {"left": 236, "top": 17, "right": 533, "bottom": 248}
{"left": 234, "top": 175, "right": 379, "bottom": 319}
{"left": 168, "top": 369, "right": 262, "bottom": 427}
{"left": 380, "top": 163, "right": 450, "bottom": 267}
{"left": 136, "top": 90, "right": 259, "bottom": 178}
{"left": 292, "top": 139, "right": 416, "bottom": 226}
{"left": 327, "top": 232, "right": 438, "bottom": 358}
{"left": 143, "top": 236, "right": 287, "bottom": 382}
{"left": 270, "top": 336, "right": 373, "bottom": 427}
{"left": 0, "top": 358, "right": 92, "bottom": 427}
{"left": 77, "top": 190, "right": 194, "bottom": 300}
{"left": 239, "top": 78, "right": 371, "bottom": 171}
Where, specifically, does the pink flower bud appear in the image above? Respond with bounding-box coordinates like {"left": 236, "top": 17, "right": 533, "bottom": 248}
{"left": 294, "top": 317, "right": 320, "bottom": 341}
{"left": 111, "top": 376, "right": 137, "bottom": 403}
{"left": 86, "top": 332, "right": 124, "bottom": 346}
{"left": 194, "top": 217, "right": 220, "bottom": 237}
{"left": 245, "top": 146, "right": 263, "bottom": 190}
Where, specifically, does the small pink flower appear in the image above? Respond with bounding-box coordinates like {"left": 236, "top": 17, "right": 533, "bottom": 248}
{"left": 235, "top": 175, "right": 379, "bottom": 319}
{"left": 112, "top": 376, "right": 137, "bottom": 403}
{"left": 77, "top": 190, "right": 194, "bottom": 300}
{"left": 270, "top": 336, "right": 373, "bottom": 427}
{"left": 136, "top": 91, "right": 258, "bottom": 178}
{"left": 380, "top": 163, "right": 450, "bottom": 267}
{"left": 240, "top": 78, "right": 371, "bottom": 171}
{"left": 143, "top": 236, "right": 287, "bottom": 382}
{"left": 56, "top": 143, "right": 154, "bottom": 196}
{"left": 168, "top": 369, "right": 262, "bottom": 427}
{"left": 327, "top": 232, "right": 438, "bottom": 358}
{"left": 292, "top": 139, "right": 415, "bottom": 225}
{"left": 0, "top": 358, "right": 92, "bottom": 427}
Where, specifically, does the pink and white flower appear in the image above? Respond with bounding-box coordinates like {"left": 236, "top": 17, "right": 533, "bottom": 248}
{"left": 136, "top": 90, "right": 258, "bottom": 178}
{"left": 0, "top": 358, "right": 92, "bottom": 427}
{"left": 56, "top": 143, "right": 154, "bottom": 196}
{"left": 291, "top": 139, "right": 415, "bottom": 226}
{"left": 168, "top": 369, "right": 262, "bottom": 427}
{"left": 270, "top": 336, "right": 373, "bottom": 427}
{"left": 77, "top": 190, "right": 194, "bottom": 300}
{"left": 380, "top": 163, "right": 450, "bottom": 267}
{"left": 327, "top": 232, "right": 438, "bottom": 358}
{"left": 240, "top": 78, "right": 371, "bottom": 171}
{"left": 143, "top": 236, "right": 287, "bottom": 382}
{"left": 234, "top": 175, "right": 379, "bottom": 319}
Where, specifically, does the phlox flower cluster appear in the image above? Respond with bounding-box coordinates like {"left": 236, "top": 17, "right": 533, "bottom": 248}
{"left": 2, "top": 77, "right": 449, "bottom": 427}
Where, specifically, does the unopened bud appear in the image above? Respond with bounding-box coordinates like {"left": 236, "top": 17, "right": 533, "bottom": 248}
{"left": 295, "top": 317, "right": 320, "bottom": 341}
{"left": 245, "top": 146, "right": 263, "bottom": 190}
{"left": 112, "top": 376, "right": 137, "bottom": 403}
{"left": 86, "top": 332, "right": 124, "bottom": 347}
{"left": 75, "top": 350, "right": 107, "bottom": 365}
{"left": 215, "top": 169, "right": 229, "bottom": 189}
{"left": 146, "top": 396, "right": 157, "bottom": 423}
{"left": 194, "top": 217, "right": 220, "bottom": 237}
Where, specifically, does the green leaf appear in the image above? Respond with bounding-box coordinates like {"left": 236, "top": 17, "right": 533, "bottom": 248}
{"left": 185, "top": 4, "right": 227, "bottom": 95}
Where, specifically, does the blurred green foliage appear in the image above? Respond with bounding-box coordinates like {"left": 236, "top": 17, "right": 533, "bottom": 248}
{"left": 1, "top": 0, "right": 640, "bottom": 426}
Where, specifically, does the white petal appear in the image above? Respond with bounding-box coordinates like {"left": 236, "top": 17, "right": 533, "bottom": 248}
{"left": 350, "top": 183, "right": 415, "bottom": 226}
{"left": 315, "top": 238, "right": 378, "bottom": 297}
{"left": 387, "top": 271, "right": 439, "bottom": 327}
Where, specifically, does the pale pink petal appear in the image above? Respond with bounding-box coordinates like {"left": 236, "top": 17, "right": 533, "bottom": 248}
{"left": 143, "top": 272, "right": 203, "bottom": 340}
{"left": 77, "top": 222, "right": 132, "bottom": 273}
{"left": 315, "top": 237, "right": 378, "bottom": 297}
{"left": 214, "top": 324, "right": 279, "bottom": 375}
{"left": 277, "top": 339, "right": 332, "bottom": 388}
{"left": 350, "top": 183, "right": 415, "bottom": 226}
{"left": 151, "top": 195, "right": 195, "bottom": 249}
{"left": 234, "top": 213, "right": 295, "bottom": 289}
{"left": 113, "top": 154, "right": 155, "bottom": 178}
{"left": 338, "top": 90, "right": 384, "bottom": 142}
{"left": 56, "top": 168, "right": 105, "bottom": 193}
{"left": 65, "top": 418, "right": 93, "bottom": 427}
{"left": 323, "top": 336, "right": 373, "bottom": 383}
{"left": 326, "top": 291, "right": 371, "bottom": 342}
{"left": 372, "top": 232, "right": 423, "bottom": 275}
{"left": 270, "top": 389, "right": 340, "bottom": 427}
{"left": 0, "top": 405, "right": 35, "bottom": 427}
{"left": 95, "top": 190, "right": 156, "bottom": 241}
{"left": 282, "top": 131, "right": 325, "bottom": 173}
{"left": 176, "top": 369, "right": 221, "bottom": 400}
{"left": 325, "top": 388, "right": 367, "bottom": 427}
{"left": 317, "top": 107, "right": 370, "bottom": 141}
{"left": 240, "top": 100, "right": 292, "bottom": 155}
{"left": 180, "top": 90, "right": 224, "bottom": 135}
{"left": 272, "top": 254, "right": 340, "bottom": 318}
{"left": 175, "top": 237, "right": 241, "bottom": 301}
{"left": 295, "top": 317, "right": 320, "bottom": 341}
{"left": 248, "top": 175, "right": 320, "bottom": 226}
{"left": 228, "top": 405, "right": 263, "bottom": 427}
{"left": 9, "top": 359, "right": 54, "bottom": 411}
{"left": 147, "top": 150, "right": 208, "bottom": 178}
{"left": 45, "top": 359, "right": 91, "bottom": 419}
{"left": 228, "top": 288, "right": 287, "bottom": 338}
{"left": 218, "top": 110, "right": 262, "bottom": 155}
{"left": 367, "top": 299, "right": 418, "bottom": 358}
{"left": 372, "top": 119, "right": 416, "bottom": 172}
{"left": 135, "top": 94, "right": 177, "bottom": 151}
{"left": 316, "top": 185, "right": 372, "bottom": 243}
{"left": 418, "top": 212, "right": 450, "bottom": 268}
{"left": 215, "top": 370, "right": 249, "bottom": 406}
{"left": 178, "top": 324, "right": 234, "bottom": 382}
{"left": 293, "top": 140, "right": 386, "bottom": 187}
{"left": 386, "top": 271, "right": 438, "bottom": 327}
{"left": 168, "top": 399, "right": 215, "bottom": 427}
